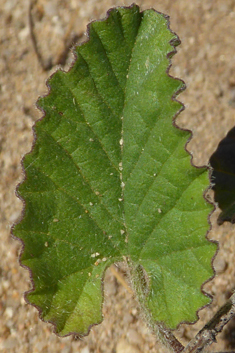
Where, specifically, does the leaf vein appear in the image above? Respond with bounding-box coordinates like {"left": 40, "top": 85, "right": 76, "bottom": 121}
{"left": 138, "top": 178, "right": 205, "bottom": 258}
{"left": 90, "top": 26, "right": 125, "bottom": 95}
{"left": 25, "top": 162, "right": 122, "bottom": 250}
{"left": 54, "top": 83, "right": 119, "bottom": 172}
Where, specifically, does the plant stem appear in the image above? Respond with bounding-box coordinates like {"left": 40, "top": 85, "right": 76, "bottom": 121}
{"left": 182, "top": 293, "right": 235, "bottom": 353}
{"left": 157, "top": 323, "right": 184, "bottom": 353}
{"left": 111, "top": 264, "right": 235, "bottom": 353}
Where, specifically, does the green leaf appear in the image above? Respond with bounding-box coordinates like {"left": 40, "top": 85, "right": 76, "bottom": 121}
{"left": 210, "top": 126, "right": 235, "bottom": 224}
{"left": 13, "top": 5, "right": 216, "bottom": 335}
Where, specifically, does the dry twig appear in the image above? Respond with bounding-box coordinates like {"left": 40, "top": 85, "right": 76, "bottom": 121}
{"left": 29, "top": 0, "right": 83, "bottom": 70}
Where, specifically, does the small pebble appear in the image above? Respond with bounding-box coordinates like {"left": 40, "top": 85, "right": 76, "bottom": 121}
{"left": 4, "top": 307, "right": 14, "bottom": 319}
{"left": 61, "top": 347, "right": 70, "bottom": 353}
{"left": 105, "top": 281, "right": 117, "bottom": 296}
{"left": 44, "top": 2, "right": 57, "bottom": 17}
{"left": 123, "top": 312, "right": 133, "bottom": 324}
{"left": 2, "top": 336, "right": 18, "bottom": 349}
{"left": 213, "top": 256, "right": 227, "bottom": 273}
{"left": 127, "top": 328, "right": 144, "bottom": 346}
{"left": 81, "top": 346, "right": 90, "bottom": 353}
{"left": 18, "top": 26, "right": 30, "bottom": 41}
{"left": 116, "top": 339, "right": 141, "bottom": 353}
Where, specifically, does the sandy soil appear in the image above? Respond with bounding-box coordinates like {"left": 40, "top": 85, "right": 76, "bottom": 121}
{"left": 1, "top": 0, "right": 235, "bottom": 352}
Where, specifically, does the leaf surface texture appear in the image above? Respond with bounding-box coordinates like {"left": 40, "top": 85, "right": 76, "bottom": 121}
{"left": 14, "top": 5, "right": 216, "bottom": 335}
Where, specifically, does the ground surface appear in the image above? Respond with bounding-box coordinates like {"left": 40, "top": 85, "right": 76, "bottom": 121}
{"left": 1, "top": 0, "right": 235, "bottom": 352}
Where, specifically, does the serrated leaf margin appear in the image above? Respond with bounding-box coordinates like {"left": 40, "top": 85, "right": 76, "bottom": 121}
{"left": 11, "top": 4, "right": 218, "bottom": 337}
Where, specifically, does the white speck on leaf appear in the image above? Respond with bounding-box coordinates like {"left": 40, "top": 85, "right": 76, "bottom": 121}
{"left": 145, "top": 56, "right": 150, "bottom": 69}
{"left": 95, "top": 259, "right": 101, "bottom": 266}
{"left": 91, "top": 252, "right": 100, "bottom": 258}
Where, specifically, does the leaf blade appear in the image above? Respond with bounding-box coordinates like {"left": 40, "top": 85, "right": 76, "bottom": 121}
{"left": 121, "top": 9, "right": 216, "bottom": 326}
{"left": 13, "top": 5, "right": 216, "bottom": 335}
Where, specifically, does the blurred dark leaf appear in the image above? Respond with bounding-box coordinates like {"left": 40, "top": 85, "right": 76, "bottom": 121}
{"left": 210, "top": 126, "right": 235, "bottom": 224}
